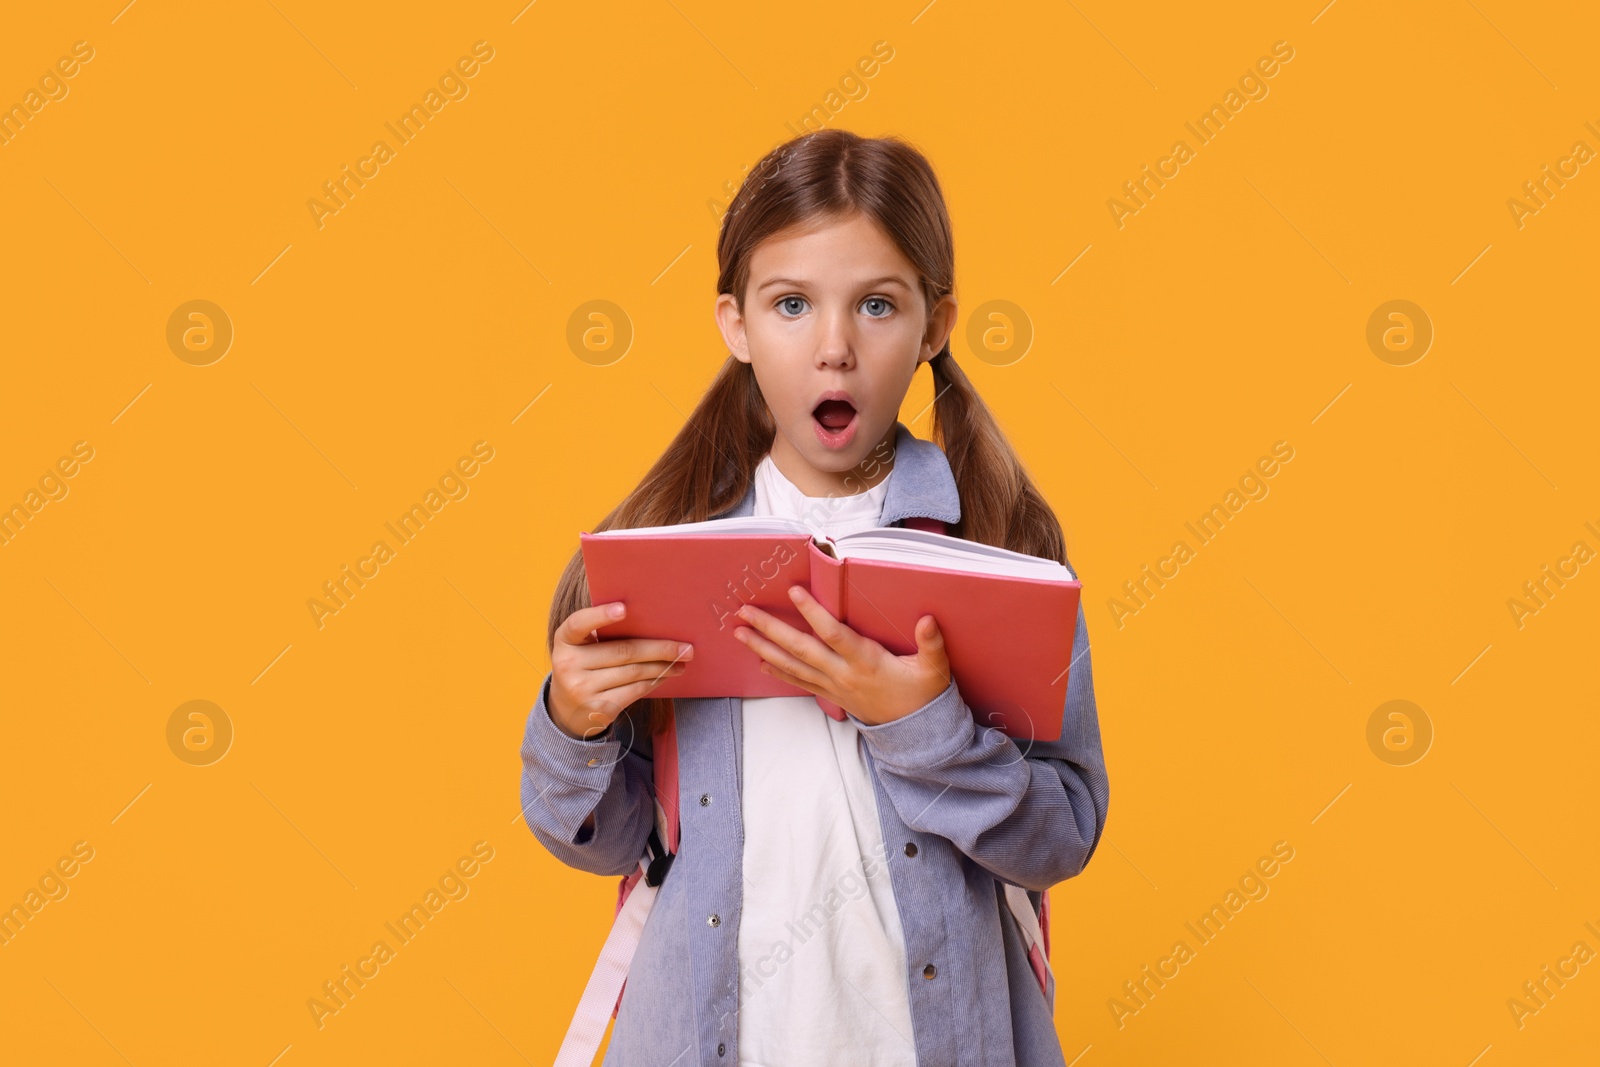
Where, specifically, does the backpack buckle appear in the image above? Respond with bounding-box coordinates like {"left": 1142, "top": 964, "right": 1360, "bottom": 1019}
{"left": 644, "top": 826, "right": 675, "bottom": 888}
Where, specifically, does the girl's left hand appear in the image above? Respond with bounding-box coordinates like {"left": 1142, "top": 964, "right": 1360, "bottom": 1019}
{"left": 732, "top": 585, "right": 951, "bottom": 726}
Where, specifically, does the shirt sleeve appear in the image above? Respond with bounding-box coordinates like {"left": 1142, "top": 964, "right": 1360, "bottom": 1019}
{"left": 852, "top": 597, "right": 1109, "bottom": 893}
{"left": 518, "top": 670, "right": 657, "bottom": 878}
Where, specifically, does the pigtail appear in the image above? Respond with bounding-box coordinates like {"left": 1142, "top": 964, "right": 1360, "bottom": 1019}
{"left": 929, "top": 349, "right": 1067, "bottom": 566}
{"left": 545, "top": 356, "right": 773, "bottom": 738}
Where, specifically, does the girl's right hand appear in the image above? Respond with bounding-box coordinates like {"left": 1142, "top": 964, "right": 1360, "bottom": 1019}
{"left": 547, "top": 602, "right": 693, "bottom": 741}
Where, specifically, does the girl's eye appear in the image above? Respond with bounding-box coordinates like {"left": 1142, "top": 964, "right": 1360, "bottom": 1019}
{"left": 775, "top": 296, "right": 895, "bottom": 318}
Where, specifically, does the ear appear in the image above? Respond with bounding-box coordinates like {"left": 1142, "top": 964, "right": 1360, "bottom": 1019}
{"left": 920, "top": 293, "right": 958, "bottom": 364}
{"left": 715, "top": 293, "right": 752, "bottom": 363}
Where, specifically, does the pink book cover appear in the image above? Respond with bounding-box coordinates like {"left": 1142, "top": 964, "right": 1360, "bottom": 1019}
{"left": 579, "top": 531, "right": 1080, "bottom": 742}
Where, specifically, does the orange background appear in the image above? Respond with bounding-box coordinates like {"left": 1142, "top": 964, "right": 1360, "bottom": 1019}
{"left": 2, "top": 1, "right": 1596, "bottom": 1064}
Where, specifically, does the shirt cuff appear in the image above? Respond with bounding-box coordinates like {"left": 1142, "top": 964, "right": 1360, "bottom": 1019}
{"left": 851, "top": 677, "right": 975, "bottom": 770}
{"left": 529, "top": 673, "right": 622, "bottom": 783}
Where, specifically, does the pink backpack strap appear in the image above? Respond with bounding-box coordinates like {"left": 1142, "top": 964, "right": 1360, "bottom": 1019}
{"left": 1003, "top": 884, "right": 1054, "bottom": 1002}
{"left": 656, "top": 708, "right": 681, "bottom": 853}
{"left": 1040, "top": 887, "right": 1051, "bottom": 961}
{"left": 609, "top": 707, "right": 681, "bottom": 1019}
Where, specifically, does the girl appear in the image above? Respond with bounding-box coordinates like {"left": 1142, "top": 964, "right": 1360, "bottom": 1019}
{"left": 521, "top": 129, "right": 1109, "bottom": 1067}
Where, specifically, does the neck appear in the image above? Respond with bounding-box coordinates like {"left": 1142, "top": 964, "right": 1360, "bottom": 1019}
{"left": 767, "top": 423, "right": 897, "bottom": 498}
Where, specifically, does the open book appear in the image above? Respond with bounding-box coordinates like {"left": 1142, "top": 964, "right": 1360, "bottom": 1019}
{"left": 579, "top": 516, "right": 1081, "bottom": 741}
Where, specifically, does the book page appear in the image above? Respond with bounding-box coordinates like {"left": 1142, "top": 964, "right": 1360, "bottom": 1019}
{"left": 832, "top": 527, "right": 1074, "bottom": 581}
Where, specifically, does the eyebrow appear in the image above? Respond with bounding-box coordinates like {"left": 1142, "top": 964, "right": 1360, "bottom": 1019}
{"left": 755, "top": 275, "right": 913, "bottom": 293}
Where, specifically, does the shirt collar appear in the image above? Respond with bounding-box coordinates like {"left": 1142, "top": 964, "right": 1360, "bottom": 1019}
{"left": 713, "top": 420, "right": 961, "bottom": 527}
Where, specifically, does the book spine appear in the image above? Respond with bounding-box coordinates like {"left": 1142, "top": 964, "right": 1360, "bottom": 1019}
{"left": 806, "top": 539, "right": 847, "bottom": 624}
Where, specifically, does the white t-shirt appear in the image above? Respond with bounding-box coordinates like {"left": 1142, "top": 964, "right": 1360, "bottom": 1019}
{"left": 736, "top": 453, "right": 918, "bottom": 1066}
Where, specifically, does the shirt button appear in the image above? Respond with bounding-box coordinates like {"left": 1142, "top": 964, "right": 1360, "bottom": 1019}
{"left": 700, "top": 793, "right": 712, "bottom": 806}
{"left": 707, "top": 913, "right": 721, "bottom": 927}
{"left": 717, "top": 1043, "right": 726, "bottom": 1056}
{"left": 904, "top": 842, "right": 918, "bottom": 857}
{"left": 923, "top": 963, "right": 937, "bottom": 980}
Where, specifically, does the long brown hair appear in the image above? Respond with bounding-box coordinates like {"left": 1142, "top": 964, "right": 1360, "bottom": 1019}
{"left": 546, "top": 128, "right": 1064, "bottom": 739}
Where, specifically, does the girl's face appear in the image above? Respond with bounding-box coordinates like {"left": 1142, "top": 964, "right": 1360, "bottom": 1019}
{"left": 715, "top": 211, "right": 957, "bottom": 498}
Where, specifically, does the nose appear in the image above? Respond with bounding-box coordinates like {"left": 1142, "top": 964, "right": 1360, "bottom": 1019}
{"left": 815, "top": 307, "right": 854, "bottom": 370}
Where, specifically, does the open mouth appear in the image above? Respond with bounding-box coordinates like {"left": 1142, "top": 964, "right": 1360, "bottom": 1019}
{"left": 812, "top": 398, "right": 858, "bottom": 445}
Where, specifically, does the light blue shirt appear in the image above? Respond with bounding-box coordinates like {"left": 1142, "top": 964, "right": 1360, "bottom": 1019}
{"left": 519, "top": 421, "right": 1110, "bottom": 1066}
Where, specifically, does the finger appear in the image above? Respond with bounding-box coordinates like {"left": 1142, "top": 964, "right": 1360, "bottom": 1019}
{"left": 736, "top": 620, "right": 832, "bottom": 690}
{"left": 570, "top": 673, "right": 672, "bottom": 740}
{"left": 786, "top": 585, "right": 864, "bottom": 659}
{"left": 556, "top": 602, "right": 629, "bottom": 647}
{"left": 602, "top": 667, "right": 691, "bottom": 717}
{"left": 588, "top": 659, "right": 689, "bottom": 693}
{"left": 568, "top": 668, "right": 687, "bottom": 738}
{"left": 578, "top": 637, "right": 694, "bottom": 670}
{"left": 757, "top": 660, "right": 828, "bottom": 701}
{"left": 736, "top": 602, "right": 843, "bottom": 677}
{"left": 911, "top": 614, "right": 951, "bottom": 678}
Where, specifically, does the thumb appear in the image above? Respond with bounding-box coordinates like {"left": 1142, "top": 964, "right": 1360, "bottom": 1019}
{"left": 915, "top": 615, "right": 946, "bottom": 659}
